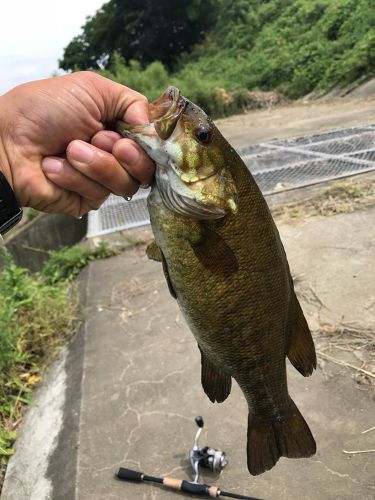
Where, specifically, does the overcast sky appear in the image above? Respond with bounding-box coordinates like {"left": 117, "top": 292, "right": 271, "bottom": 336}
{"left": 0, "top": 0, "right": 106, "bottom": 95}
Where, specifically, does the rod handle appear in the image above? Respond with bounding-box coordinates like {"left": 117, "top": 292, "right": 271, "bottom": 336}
{"left": 163, "top": 478, "right": 218, "bottom": 497}
{"left": 116, "top": 467, "right": 143, "bottom": 482}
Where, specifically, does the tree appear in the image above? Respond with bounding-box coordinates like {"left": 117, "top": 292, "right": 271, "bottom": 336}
{"left": 59, "top": 0, "right": 217, "bottom": 71}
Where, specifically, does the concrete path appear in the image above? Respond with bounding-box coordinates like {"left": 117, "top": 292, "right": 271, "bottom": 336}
{"left": 215, "top": 98, "right": 375, "bottom": 147}
{"left": 2, "top": 206, "right": 374, "bottom": 500}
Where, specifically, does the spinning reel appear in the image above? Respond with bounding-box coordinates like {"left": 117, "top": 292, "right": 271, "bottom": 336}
{"left": 189, "top": 416, "right": 228, "bottom": 483}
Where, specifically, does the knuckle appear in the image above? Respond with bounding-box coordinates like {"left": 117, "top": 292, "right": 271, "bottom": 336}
{"left": 137, "top": 93, "right": 149, "bottom": 106}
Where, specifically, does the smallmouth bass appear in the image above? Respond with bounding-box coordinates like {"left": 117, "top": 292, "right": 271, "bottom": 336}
{"left": 117, "top": 87, "right": 316, "bottom": 475}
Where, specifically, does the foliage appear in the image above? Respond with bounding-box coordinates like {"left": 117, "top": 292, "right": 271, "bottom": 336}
{"left": 102, "top": 54, "right": 270, "bottom": 118}
{"left": 0, "top": 241, "right": 117, "bottom": 466}
{"left": 58, "top": 0, "right": 374, "bottom": 117}
{"left": 42, "top": 240, "right": 118, "bottom": 284}
{"left": 59, "top": 0, "right": 217, "bottom": 71}
{"left": 69, "top": 0, "right": 374, "bottom": 110}
{"left": 182, "top": 0, "right": 375, "bottom": 98}
{"left": 25, "top": 208, "right": 40, "bottom": 222}
{"left": 0, "top": 252, "right": 78, "bottom": 464}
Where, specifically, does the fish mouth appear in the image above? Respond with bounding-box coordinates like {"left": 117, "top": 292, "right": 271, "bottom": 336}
{"left": 149, "top": 86, "right": 186, "bottom": 140}
{"left": 117, "top": 86, "right": 186, "bottom": 140}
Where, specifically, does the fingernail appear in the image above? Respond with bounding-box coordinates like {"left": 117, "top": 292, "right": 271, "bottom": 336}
{"left": 42, "top": 157, "right": 63, "bottom": 173}
{"left": 69, "top": 141, "right": 95, "bottom": 164}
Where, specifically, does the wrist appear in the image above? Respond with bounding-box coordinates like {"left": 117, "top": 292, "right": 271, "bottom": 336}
{"left": 0, "top": 95, "right": 14, "bottom": 189}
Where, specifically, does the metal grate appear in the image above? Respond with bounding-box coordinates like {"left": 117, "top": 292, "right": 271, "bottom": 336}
{"left": 87, "top": 124, "right": 375, "bottom": 237}
{"left": 87, "top": 189, "right": 150, "bottom": 237}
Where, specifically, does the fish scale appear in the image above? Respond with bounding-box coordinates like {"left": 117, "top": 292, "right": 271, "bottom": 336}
{"left": 117, "top": 86, "right": 317, "bottom": 476}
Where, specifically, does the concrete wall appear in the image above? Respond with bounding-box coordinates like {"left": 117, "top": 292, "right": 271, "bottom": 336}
{"left": 1, "top": 214, "right": 87, "bottom": 272}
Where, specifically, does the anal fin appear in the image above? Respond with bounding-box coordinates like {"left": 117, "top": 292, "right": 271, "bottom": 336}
{"left": 287, "top": 295, "right": 316, "bottom": 377}
{"left": 199, "top": 346, "right": 231, "bottom": 403}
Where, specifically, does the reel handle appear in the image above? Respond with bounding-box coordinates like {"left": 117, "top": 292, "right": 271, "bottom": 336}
{"left": 195, "top": 416, "right": 204, "bottom": 428}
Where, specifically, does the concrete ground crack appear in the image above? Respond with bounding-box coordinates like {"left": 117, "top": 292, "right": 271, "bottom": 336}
{"left": 311, "top": 459, "right": 375, "bottom": 490}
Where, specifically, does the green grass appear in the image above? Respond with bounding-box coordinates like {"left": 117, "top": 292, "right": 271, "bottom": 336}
{"left": 0, "top": 253, "right": 78, "bottom": 464}
{"left": 42, "top": 240, "right": 118, "bottom": 284}
{"left": 0, "top": 241, "right": 118, "bottom": 467}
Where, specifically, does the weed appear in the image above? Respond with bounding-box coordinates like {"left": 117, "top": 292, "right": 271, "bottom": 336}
{"left": 25, "top": 208, "right": 40, "bottom": 222}
{"left": 323, "top": 183, "right": 365, "bottom": 200}
{"left": 42, "top": 240, "right": 118, "bottom": 284}
{"left": 0, "top": 240, "right": 118, "bottom": 472}
{"left": 272, "top": 177, "right": 375, "bottom": 223}
{"left": 0, "top": 251, "right": 79, "bottom": 465}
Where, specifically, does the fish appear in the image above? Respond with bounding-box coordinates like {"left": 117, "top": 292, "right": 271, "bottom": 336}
{"left": 117, "top": 86, "right": 317, "bottom": 475}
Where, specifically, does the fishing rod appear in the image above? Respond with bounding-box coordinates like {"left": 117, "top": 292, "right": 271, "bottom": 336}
{"left": 116, "top": 416, "right": 261, "bottom": 500}
{"left": 116, "top": 466, "right": 258, "bottom": 499}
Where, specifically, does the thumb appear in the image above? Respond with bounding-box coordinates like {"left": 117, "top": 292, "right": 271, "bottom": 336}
{"left": 78, "top": 72, "right": 150, "bottom": 125}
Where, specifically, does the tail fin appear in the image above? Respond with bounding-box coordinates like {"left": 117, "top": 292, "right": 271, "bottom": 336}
{"left": 247, "top": 397, "right": 316, "bottom": 475}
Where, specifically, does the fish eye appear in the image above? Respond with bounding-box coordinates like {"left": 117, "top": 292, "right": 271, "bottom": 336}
{"left": 195, "top": 126, "right": 212, "bottom": 144}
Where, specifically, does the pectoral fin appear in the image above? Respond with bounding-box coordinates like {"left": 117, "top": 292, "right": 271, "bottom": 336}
{"left": 146, "top": 240, "right": 177, "bottom": 299}
{"left": 199, "top": 345, "right": 232, "bottom": 403}
{"left": 192, "top": 226, "right": 239, "bottom": 279}
{"left": 146, "top": 240, "right": 163, "bottom": 262}
{"left": 287, "top": 295, "right": 316, "bottom": 377}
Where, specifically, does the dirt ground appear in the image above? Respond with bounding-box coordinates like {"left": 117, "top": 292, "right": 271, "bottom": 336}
{"left": 216, "top": 97, "right": 375, "bottom": 147}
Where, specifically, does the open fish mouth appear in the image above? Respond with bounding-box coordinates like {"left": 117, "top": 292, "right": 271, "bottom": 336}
{"left": 149, "top": 86, "right": 186, "bottom": 140}
{"left": 117, "top": 86, "right": 185, "bottom": 141}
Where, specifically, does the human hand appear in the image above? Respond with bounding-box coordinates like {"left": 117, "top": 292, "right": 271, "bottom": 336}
{"left": 0, "top": 71, "right": 154, "bottom": 217}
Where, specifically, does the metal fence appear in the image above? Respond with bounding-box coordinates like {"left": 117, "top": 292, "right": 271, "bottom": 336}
{"left": 87, "top": 124, "right": 375, "bottom": 237}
